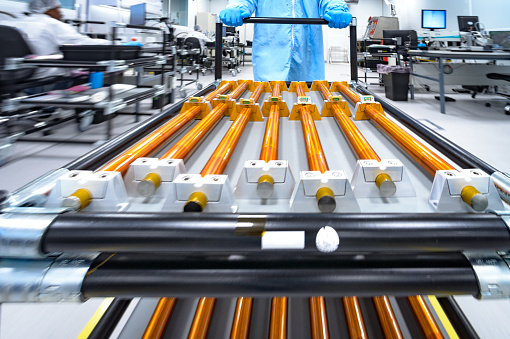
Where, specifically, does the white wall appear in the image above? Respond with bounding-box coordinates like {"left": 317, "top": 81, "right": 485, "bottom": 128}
{"left": 471, "top": 0, "right": 510, "bottom": 29}
{"left": 0, "top": 0, "right": 81, "bottom": 19}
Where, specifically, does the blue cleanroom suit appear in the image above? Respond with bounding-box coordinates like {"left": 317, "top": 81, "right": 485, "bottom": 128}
{"left": 220, "top": 0, "right": 351, "bottom": 81}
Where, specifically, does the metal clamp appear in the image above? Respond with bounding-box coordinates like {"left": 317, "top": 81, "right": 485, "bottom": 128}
{"left": 0, "top": 213, "right": 58, "bottom": 258}
{"left": 464, "top": 252, "right": 510, "bottom": 299}
{"left": 0, "top": 257, "right": 92, "bottom": 302}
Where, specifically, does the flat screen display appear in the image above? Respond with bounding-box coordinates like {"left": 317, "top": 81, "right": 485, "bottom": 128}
{"left": 130, "top": 3, "right": 146, "bottom": 26}
{"left": 422, "top": 10, "right": 446, "bottom": 30}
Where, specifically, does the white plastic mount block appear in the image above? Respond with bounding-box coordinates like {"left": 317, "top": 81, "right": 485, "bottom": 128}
{"left": 45, "top": 170, "right": 129, "bottom": 212}
{"left": 429, "top": 169, "right": 504, "bottom": 212}
{"left": 123, "top": 157, "right": 186, "bottom": 197}
{"left": 164, "top": 173, "right": 237, "bottom": 213}
{"left": 351, "top": 159, "right": 416, "bottom": 198}
{"left": 234, "top": 160, "right": 296, "bottom": 199}
{"left": 289, "top": 170, "right": 360, "bottom": 212}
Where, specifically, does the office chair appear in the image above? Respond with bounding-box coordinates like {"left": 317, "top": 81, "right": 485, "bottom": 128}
{"left": 486, "top": 73, "right": 510, "bottom": 115}
{"left": 0, "top": 25, "right": 62, "bottom": 100}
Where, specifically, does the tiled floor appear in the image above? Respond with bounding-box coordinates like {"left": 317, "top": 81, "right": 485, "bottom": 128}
{"left": 1, "top": 63, "right": 509, "bottom": 338}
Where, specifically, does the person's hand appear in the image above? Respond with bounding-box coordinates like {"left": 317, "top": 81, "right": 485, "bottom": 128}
{"left": 219, "top": 8, "right": 251, "bottom": 27}
{"left": 324, "top": 10, "right": 353, "bottom": 29}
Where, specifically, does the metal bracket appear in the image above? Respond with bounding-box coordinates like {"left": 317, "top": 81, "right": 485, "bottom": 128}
{"left": 464, "top": 252, "right": 510, "bottom": 299}
{"left": 0, "top": 257, "right": 92, "bottom": 302}
{"left": 0, "top": 213, "right": 59, "bottom": 258}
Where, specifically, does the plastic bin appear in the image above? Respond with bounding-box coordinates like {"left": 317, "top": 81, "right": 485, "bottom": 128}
{"left": 60, "top": 45, "right": 141, "bottom": 61}
{"left": 378, "top": 64, "right": 411, "bottom": 101}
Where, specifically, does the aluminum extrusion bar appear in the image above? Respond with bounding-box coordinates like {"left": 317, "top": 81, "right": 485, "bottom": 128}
{"left": 64, "top": 84, "right": 215, "bottom": 171}
{"left": 41, "top": 213, "right": 510, "bottom": 254}
{"left": 243, "top": 17, "right": 329, "bottom": 25}
{"left": 80, "top": 253, "right": 478, "bottom": 298}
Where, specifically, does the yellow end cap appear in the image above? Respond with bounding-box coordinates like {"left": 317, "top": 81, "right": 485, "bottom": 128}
{"left": 184, "top": 192, "right": 208, "bottom": 212}
{"left": 461, "top": 185, "right": 489, "bottom": 212}
{"left": 63, "top": 188, "right": 92, "bottom": 211}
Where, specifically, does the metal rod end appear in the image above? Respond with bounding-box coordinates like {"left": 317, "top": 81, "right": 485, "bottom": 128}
{"left": 137, "top": 173, "right": 162, "bottom": 197}
{"left": 376, "top": 173, "right": 397, "bottom": 198}
{"left": 316, "top": 187, "right": 336, "bottom": 213}
{"left": 461, "top": 186, "right": 489, "bottom": 212}
{"left": 256, "top": 175, "right": 274, "bottom": 199}
{"left": 62, "top": 188, "right": 92, "bottom": 211}
{"left": 184, "top": 192, "right": 208, "bottom": 212}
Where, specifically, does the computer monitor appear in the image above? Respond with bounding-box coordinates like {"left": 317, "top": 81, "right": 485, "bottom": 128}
{"left": 458, "top": 16, "right": 479, "bottom": 32}
{"left": 422, "top": 10, "right": 446, "bottom": 30}
{"left": 383, "top": 30, "right": 418, "bottom": 47}
{"left": 130, "top": 3, "right": 146, "bottom": 26}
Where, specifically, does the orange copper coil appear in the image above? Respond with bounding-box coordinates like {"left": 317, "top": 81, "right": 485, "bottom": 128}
{"left": 296, "top": 83, "right": 307, "bottom": 97}
{"left": 161, "top": 103, "right": 228, "bottom": 161}
{"left": 259, "top": 104, "right": 280, "bottom": 162}
{"left": 204, "top": 82, "right": 232, "bottom": 102}
{"left": 309, "top": 296, "right": 330, "bottom": 339}
{"left": 373, "top": 296, "right": 404, "bottom": 339}
{"left": 99, "top": 106, "right": 202, "bottom": 175}
{"left": 300, "top": 105, "right": 329, "bottom": 173}
{"left": 335, "top": 81, "right": 361, "bottom": 104}
{"left": 343, "top": 297, "right": 368, "bottom": 339}
{"left": 272, "top": 82, "right": 281, "bottom": 97}
{"left": 142, "top": 298, "right": 177, "bottom": 339}
{"left": 295, "top": 83, "right": 329, "bottom": 173}
{"left": 187, "top": 297, "right": 216, "bottom": 339}
{"left": 331, "top": 105, "right": 381, "bottom": 161}
{"left": 316, "top": 82, "right": 380, "bottom": 161}
{"left": 269, "top": 297, "right": 288, "bottom": 339}
{"left": 317, "top": 82, "right": 333, "bottom": 101}
{"left": 230, "top": 297, "right": 253, "bottom": 339}
{"left": 200, "top": 84, "right": 264, "bottom": 176}
{"left": 364, "top": 105, "right": 454, "bottom": 177}
{"left": 407, "top": 296, "right": 445, "bottom": 339}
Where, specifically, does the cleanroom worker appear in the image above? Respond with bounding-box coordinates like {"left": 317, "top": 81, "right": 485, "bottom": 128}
{"left": 4, "top": 0, "right": 108, "bottom": 81}
{"left": 219, "top": 0, "right": 352, "bottom": 81}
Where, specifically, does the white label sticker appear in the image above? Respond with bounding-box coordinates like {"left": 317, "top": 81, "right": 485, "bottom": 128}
{"left": 261, "top": 231, "right": 305, "bottom": 250}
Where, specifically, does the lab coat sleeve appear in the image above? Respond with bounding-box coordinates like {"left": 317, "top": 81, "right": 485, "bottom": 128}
{"left": 319, "top": 0, "right": 349, "bottom": 17}
{"left": 225, "top": 0, "right": 257, "bottom": 16}
{"left": 50, "top": 19, "right": 110, "bottom": 46}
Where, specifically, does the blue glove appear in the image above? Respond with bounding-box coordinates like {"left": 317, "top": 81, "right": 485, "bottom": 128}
{"left": 324, "top": 10, "right": 353, "bottom": 29}
{"left": 219, "top": 8, "right": 251, "bottom": 27}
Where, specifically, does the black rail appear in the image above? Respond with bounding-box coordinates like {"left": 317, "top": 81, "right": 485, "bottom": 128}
{"left": 81, "top": 252, "right": 478, "bottom": 298}
{"left": 43, "top": 213, "right": 510, "bottom": 254}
